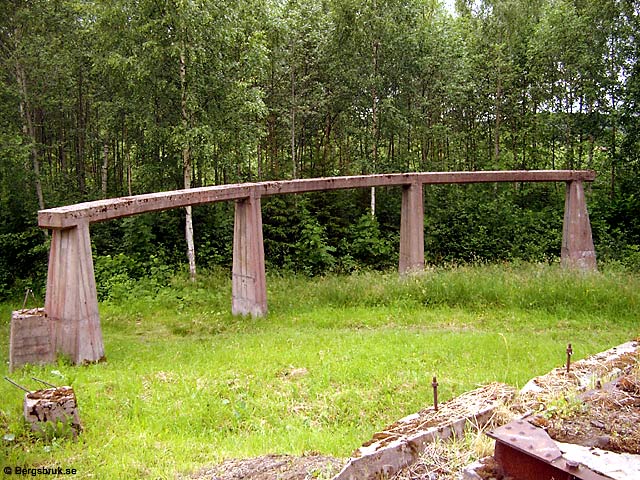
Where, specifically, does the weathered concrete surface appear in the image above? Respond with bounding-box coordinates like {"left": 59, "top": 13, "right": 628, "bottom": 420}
{"left": 557, "top": 441, "right": 640, "bottom": 480}
{"left": 462, "top": 340, "right": 639, "bottom": 480}
{"left": 333, "top": 383, "right": 515, "bottom": 480}
{"left": 561, "top": 180, "right": 597, "bottom": 270}
{"left": 232, "top": 193, "right": 267, "bottom": 317}
{"left": 24, "top": 386, "right": 82, "bottom": 436}
{"left": 399, "top": 182, "right": 425, "bottom": 274}
{"left": 44, "top": 221, "right": 104, "bottom": 364}
{"left": 38, "top": 171, "right": 595, "bottom": 229}
{"left": 9, "top": 308, "right": 53, "bottom": 371}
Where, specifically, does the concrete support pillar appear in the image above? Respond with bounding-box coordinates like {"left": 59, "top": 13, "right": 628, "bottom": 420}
{"left": 399, "top": 182, "right": 425, "bottom": 274}
{"left": 561, "top": 180, "right": 597, "bottom": 270}
{"left": 232, "top": 192, "right": 267, "bottom": 317}
{"left": 45, "top": 220, "right": 105, "bottom": 364}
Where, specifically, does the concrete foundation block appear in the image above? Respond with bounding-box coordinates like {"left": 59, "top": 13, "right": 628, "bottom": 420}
{"left": 9, "top": 308, "right": 54, "bottom": 371}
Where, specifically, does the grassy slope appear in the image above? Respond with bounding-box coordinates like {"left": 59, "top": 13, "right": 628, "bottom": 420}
{"left": 0, "top": 264, "right": 638, "bottom": 478}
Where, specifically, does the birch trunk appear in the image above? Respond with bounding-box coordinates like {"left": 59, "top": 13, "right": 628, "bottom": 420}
{"left": 101, "top": 141, "right": 108, "bottom": 198}
{"left": 494, "top": 68, "right": 502, "bottom": 162}
{"left": 180, "top": 48, "right": 196, "bottom": 281}
{"left": 291, "top": 66, "right": 297, "bottom": 179}
{"left": 371, "top": 37, "right": 379, "bottom": 217}
{"left": 15, "top": 58, "right": 45, "bottom": 212}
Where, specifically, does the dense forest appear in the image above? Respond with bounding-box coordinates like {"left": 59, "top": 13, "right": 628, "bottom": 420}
{"left": 1, "top": 0, "right": 639, "bottom": 299}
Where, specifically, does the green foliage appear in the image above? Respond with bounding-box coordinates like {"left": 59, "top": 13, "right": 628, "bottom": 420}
{"left": 621, "top": 245, "right": 640, "bottom": 271}
{"left": 0, "top": 0, "right": 639, "bottom": 290}
{"left": 194, "top": 203, "right": 235, "bottom": 269}
{"left": 93, "top": 254, "right": 137, "bottom": 300}
{"left": 0, "top": 228, "right": 47, "bottom": 300}
{"left": 424, "top": 184, "right": 564, "bottom": 264}
{"left": 540, "top": 394, "right": 589, "bottom": 421}
{"left": 263, "top": 196, "right": 300, "bottom": 269}
{"left": 120, "top": 216, "right": 157, "bottom": 263}
{"left": 94, "top": 253, "right": 173, "bottom": 301}
{"left": 345, "top": 214, "right": 396, "bottom": 269}
{"left": 33, "top": 419, "right": 78, "bottom": 443}
{"left": 0, "top": 132, "right": 33, "bottom": 233}
{"left": 293, "top": 209, "right": 336, "bottom": 275}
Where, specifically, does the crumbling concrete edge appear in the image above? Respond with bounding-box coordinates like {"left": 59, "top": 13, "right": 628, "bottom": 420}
{"left": 520, "top": 340, "right": 639, "bottom": 395}
{"left": 332, "top": 403, "right": 498, "bottom": 480}
{"left": 461, "top": 340, "right": 640, "bottom": 480}
{"left": 334, "top": 341, "right": 639, "bottom": 480}
{"left": 460, "top": 459, "right": 484, "bottom": 480}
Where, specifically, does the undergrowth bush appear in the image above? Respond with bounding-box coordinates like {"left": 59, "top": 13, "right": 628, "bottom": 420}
{"left": 344, "top": 214, "right": 396, "bottom": 270}
{"left": 0, "top": 228, "right": 48, "bottom": 300}
{"left": 293, "top": 212, "right": 336, "bottom": 275}
{"left": 94, "top": 253, "right": 174, "bottom": 301}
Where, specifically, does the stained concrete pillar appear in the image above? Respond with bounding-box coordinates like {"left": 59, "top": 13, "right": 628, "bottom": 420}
{"left": 399, "top": 182, "right": 425, "bottom": 274}
{"left": 45, "top": 220, "right": 105, "bottom": 364}
{"left": 561, "top": 180, "right": 597, "bottom": 270}
{"left": 232, "top": 191, "right": 267, "bottom": 317}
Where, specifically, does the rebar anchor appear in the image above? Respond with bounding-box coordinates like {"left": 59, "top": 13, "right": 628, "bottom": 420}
{"left": 566, "top": 343, "right": 573, "bottom": 373}
{"left": 432, "top": 376, "right": 439, "bottom": 411}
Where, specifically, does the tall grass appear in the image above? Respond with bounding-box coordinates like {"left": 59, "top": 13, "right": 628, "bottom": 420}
{"left": 270, "top": 262, "right": 637, "bottom": 317}
{"left": 0, "top": 263, "right": 637, "bottom": 479}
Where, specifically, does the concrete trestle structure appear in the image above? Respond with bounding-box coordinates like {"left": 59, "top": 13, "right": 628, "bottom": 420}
{"left": 38, "top": 170, "right": 597, "bottom": 364}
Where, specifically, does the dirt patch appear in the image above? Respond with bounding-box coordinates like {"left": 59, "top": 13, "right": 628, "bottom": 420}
{"left": 472, "top": 457, "right": 509, "bottom": 480}
{"left": 189, "top": 454, "right": 343, "bottom": 480}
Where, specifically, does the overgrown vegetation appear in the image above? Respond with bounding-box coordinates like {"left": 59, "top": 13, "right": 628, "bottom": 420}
{"left": 1, "top": 0, "right": 640, "bottom": 296}
{"left": 1, "top": 264, "right": 638, "bottom": 478}
{"left": 1, "top": 1, "right": 639, "bottom": 474}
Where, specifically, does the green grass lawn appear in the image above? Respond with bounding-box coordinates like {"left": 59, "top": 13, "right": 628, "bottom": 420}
{"left": 1, "top": 263, "right": 638, "bottom": 479}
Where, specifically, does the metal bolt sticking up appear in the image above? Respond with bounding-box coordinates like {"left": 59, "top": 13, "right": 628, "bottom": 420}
{"left": 432, "top": 376, "right": 439, "bottom": 411}
{"left": 566, "top": 343, "right": 573, "bottom": 373}
{"left": 4, "top": 376, "right": 31, "bottom": 393}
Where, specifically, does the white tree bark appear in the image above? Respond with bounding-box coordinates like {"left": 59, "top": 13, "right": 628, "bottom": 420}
{"left": 101, "top": 141, "right": 108, "bottom": 198}
{"left": 180, "top": 48, "right": 196, "bottom": 281}
{"left": 16, "top": 56, "right": 45, "bottom": 212}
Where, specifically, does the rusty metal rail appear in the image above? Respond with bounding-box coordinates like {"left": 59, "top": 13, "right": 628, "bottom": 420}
{"left": 488, "top": 420, "right": 612, "bottom": 480}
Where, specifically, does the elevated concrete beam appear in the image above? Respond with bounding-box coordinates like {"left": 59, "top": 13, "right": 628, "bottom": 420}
{"left": 39, "top": 170, "right": 595, "bottom": 229}
{"left": 36, "top": 170, "right": 598, "bottom": 363}
{"left": 38, "top": 184, "right": 254, "bottom": 229}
